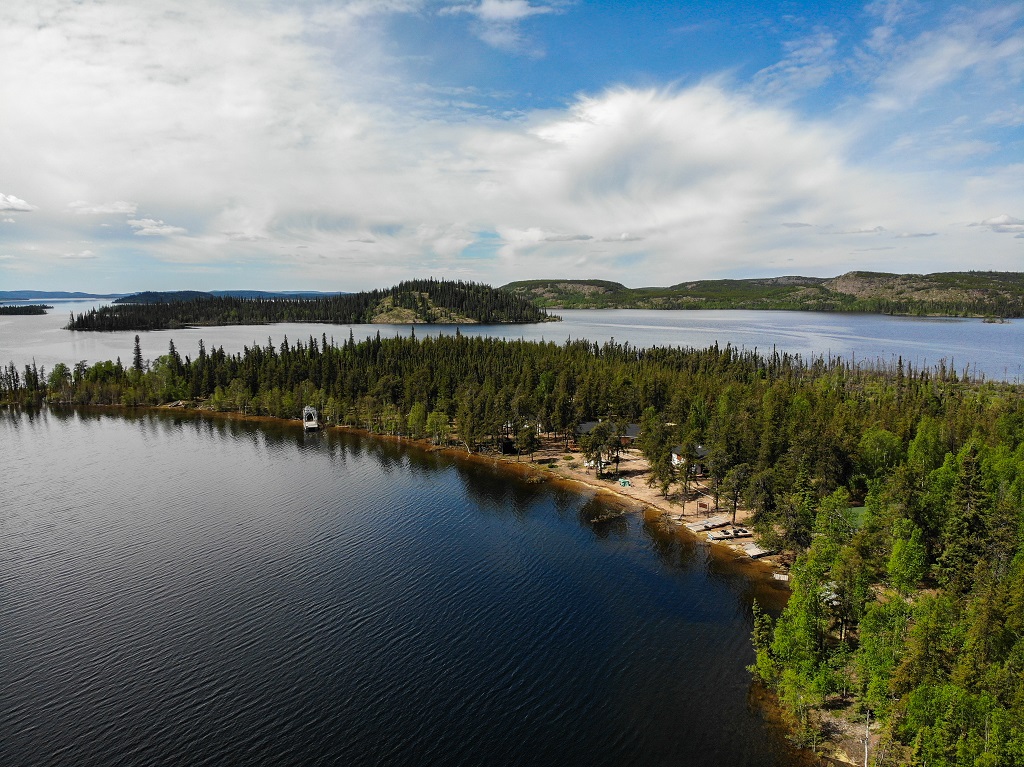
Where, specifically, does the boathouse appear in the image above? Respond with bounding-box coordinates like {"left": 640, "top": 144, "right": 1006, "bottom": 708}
{"left": 303, "top": 406, "right": 320, "bottom": 431}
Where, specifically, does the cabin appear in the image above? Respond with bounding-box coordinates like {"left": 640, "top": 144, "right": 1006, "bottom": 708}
{"left": 576, "top": 420, "right": 642, "bottom": 447}
{"left": 619, "top": 423, "right": 641, "bottom": 446}
{"left": 302, "top": 405, "right": 320, "bottom": 431}
{"left": 671, "top": 443, "right": 709, "bottom": 476}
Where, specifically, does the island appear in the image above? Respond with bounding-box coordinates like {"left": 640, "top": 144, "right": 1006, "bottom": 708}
{"left": 65, "top": 279, "right": 556, "bottom": 331}
{"left": 0, "top": 304, "right": 53, "bottom": 315}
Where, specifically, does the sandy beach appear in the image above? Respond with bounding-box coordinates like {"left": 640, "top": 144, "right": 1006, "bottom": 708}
{"left": 152, "top": 402, "right": 787, "bottom": 574}
{"left": 360, "top": 426, "right": 787, "bottom": 573}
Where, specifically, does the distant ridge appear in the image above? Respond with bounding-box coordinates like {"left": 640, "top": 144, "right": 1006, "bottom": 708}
{"left": 502, "top": 271, "right": 1024, "bottom": 318}
{"left": 1, "top": 290, "right": 345, "bottom": 303}
{"left": 1, "top": 290, "right": 126, "bottom": 300}
{"left": 114, "top": 290, "right": 348, "bottom": 304}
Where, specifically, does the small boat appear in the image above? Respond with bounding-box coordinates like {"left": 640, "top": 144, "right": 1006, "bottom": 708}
{"left": 302, "top": 405, "right": 320, "bottom": 431}
{"left": 707, "top": 527, "right": 753, "bottom": 541}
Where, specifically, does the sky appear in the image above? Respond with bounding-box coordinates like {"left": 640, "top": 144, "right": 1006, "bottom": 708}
{"left": 1, "top": 0, "right": 1022, "bottom": 292}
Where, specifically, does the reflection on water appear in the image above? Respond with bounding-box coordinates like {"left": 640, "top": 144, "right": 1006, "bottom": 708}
{"left": 3, "top": 407, "right": 802, "bottom": 766}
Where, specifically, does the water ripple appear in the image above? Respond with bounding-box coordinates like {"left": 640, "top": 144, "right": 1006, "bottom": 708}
{"left": 1, "top": 410, "right": 799, "bottom": 766}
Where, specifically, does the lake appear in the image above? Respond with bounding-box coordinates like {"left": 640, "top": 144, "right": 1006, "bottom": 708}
{"left": 2, "top": 301, "right": 1022, "bottom": 381}
{"left": 1, "top": 407, "right": 801, "bottom": 766}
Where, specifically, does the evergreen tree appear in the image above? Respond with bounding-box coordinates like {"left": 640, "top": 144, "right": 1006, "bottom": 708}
{"left": 133, "top": 334, "right": 143, "bottom": 373}
{"left": 937, "top": 444, "right": 991, "bottom": 593}
{"left": 888, "top": 519, "right": 927, "bottom": 595}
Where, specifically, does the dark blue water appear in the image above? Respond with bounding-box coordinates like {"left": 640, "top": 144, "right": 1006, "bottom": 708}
{"left": 1, "top": 408, "right": 798, "bottom": 766}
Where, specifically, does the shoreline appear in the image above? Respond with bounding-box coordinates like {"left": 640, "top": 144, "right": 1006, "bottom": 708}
{"left": 21, "top": 399, "right": 789, "bottom": 580}
{"left": 152, "top": 402, "right": 790, "bottom": 579}
{"left": 364, "top": 428, "right": 784, "bottom": 566}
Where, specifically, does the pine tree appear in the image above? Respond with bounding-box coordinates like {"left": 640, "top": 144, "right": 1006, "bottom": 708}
{"left": 937, "top": 444, "right": 991, "bottom": 593}
{"left": 132, "top": 334, "right": 143, "bottom": 373}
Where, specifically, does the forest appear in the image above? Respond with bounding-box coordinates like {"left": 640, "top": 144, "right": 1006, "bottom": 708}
{"left": 4, "top": 332, "right": 1024, "bottom": 765}
{"left": 65, "top": 279, "right": 553, "bottom": 330}
{"left": 503, "top": 271, "right": 1024, "bottom": 317}
{"left": 0, "top": 304, "right": 51, "bottom": 315}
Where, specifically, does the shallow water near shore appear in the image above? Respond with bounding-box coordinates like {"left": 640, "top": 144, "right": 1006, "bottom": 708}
{"left": 1, "top": 406, "right": 808, "bottom": 766}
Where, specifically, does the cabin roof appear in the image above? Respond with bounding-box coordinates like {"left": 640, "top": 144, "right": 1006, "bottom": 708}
{"left": 578, "top": 420, "right": 641, "bottom": 438}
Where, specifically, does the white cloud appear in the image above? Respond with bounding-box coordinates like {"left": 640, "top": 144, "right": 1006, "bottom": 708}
{"left": 443, "top": 0, "right": 554, "bottom": 23}
{"left": 128, "top": 219, "right": 188, "bottom": 236}
{"left": 0, "top": 193, "right": 36, "bottom": 211}
{"left": 860, "top": 0, "right": 923, "bottom": 64}
{"left": 970, "top": 214, "right": 1024, "bottom": 234}
{"left": 3, "top": 217, "right": 15, "bottom": 223}
{"left": 985, "top": 104, "right": 1024, "bottom": 127}
{"left": 543, "top": 233, "right": 592, "bottom": 242}
{"left": 829, "top": 226, "right": 887, "bottom": 235}
{"left": 751, "top": 32, "right": 838, "bottom": 99}
{"left": 224, "top": 231, "right": 269, "bottom": 242}
{"left": 925, "top": 139, "right": 998, "bottom": 162}
{"left": 0, "top": 1, "right": 1021, "bottom": 289}
{"left": 61, "top": 249, "right": 97, "bottom": 259}
{"left": 68, "top": 200, "right": 138, "bottom": 215}
{"left": 440, "top": 0, "right": 556, "bottom": 51}
{"left": 866, "top": 5, "right": 1024, "bottom": 112}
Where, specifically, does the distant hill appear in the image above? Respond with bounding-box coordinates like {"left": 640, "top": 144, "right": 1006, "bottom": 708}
{"left": 502, "top": 272, "right": 1024, "bottom": 317}
{"left": 114, "top": 290, "right": 347, "bottom": 304}
{"left": 68, "top": 279, "right": 556, "bottom": 331}
{"left": 0, "top": 290, "right": 125, "bottom": 300}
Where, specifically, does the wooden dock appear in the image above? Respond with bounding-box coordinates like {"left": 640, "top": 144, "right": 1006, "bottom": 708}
{"left": 741, "top": 542, "right": 775, "bottom": 559}
{"left": 684, "top": 514, "right": 730, "bottom": 532}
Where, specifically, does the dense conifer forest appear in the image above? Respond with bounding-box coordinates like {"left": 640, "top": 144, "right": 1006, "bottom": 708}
{"left": 5, "top": 332, "right": 1024, "bottom": 764}
{"left": 65, "top": 279, "right": 553, "bottom": 330}
{"left": 0, "top": 304, "right": 51, "bottom": 315}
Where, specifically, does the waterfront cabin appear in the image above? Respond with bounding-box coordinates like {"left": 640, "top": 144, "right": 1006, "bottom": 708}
{"left": 303, "top": 405, "right": 320, "bottom": 431}
{"left": 576, "top": 420, "right": 642, "bottom": 447}
{"left": 619, "top": 423, "right": 641, "bottom": 446}
{"left": 671, "top": 444, "right": 709, "bottom": 476}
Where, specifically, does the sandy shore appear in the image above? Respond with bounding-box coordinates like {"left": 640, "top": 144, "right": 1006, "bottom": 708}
{"left": 342, "top": 426, "right": 787, "bottom": 573}
{"left": 147, "top": 402, "right": 787, "bottom": 575}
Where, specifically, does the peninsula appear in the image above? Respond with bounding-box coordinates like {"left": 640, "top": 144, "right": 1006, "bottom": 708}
{"left": 503, "top": 270, "right": 1024, "bottom": 317}
{"left": 6, "top": 327, "right": 1024, "bottom": 764}
{"left": 65, "top": 279, "right": 555, "bottom": 331}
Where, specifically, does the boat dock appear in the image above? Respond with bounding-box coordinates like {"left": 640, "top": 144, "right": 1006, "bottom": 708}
{"left": 684, "top": 514, "right": 730, "bottom": 532}
{"left": 741, "top": 542, "right": 775, "bottom": 559}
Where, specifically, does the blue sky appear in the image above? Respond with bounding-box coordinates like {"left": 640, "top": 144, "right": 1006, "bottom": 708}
{"left": 1, "top": 0, "right": 1022, "bottom": 292}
